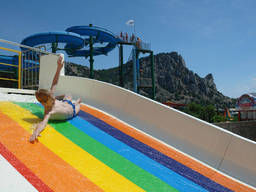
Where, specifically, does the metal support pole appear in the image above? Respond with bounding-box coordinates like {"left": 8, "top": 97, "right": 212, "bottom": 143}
{"left": 24, "top": 52, "right": 27, "bottom": 88}
{"left": 27, "top": 52, "right": 30, "bottom": 87}
{"left": 132, "top": 47, "right": 137, "bottom": 92}
{"left": 89, "top": 24, "right": 94, "bottom": 79}
{"left": 31, "top": 51, "right": 34, "bottom": 89}
{"left": 136, "top": 50, "right": 140, "bottom": 92}
{"left": 119, "top": 44, "right": 124, "bottom": 87}
{"left": 21, "top": 53, "right": 24, "bottom": 89}
{"left": 36, "top": 53, "right": 40, "bottom": 87}
{"left": 151, "top": 52, "right": 155, "bottom": 100}
{"left": 18, "top": 52, "right": 21, "bottom": 89}
{"left": 51, "top": 42, "right": 58, "bottom": 53}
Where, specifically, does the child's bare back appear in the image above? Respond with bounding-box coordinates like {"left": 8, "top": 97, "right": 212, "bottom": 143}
{"left": 49, "top": 98, "right": 81, "bottom": 120}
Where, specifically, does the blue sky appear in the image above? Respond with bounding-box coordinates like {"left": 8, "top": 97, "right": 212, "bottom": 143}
{"left": 1, "top": 0, "right": 256, "bottom": 98}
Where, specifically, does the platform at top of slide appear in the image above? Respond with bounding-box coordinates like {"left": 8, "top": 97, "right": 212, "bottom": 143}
{"left": 0, "top": 101, "right": 255, "bottom": 192}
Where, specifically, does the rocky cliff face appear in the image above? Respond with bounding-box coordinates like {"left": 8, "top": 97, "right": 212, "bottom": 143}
{"left": 65, "top": 52, "right": 236, "bottom": 108}
{"left": 153, "top": 52, "right": 234, "bottom": 106}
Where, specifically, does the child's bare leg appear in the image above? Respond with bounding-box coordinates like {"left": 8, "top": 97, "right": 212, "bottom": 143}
{"left": 76, "top": 98, "right": 81, "bottom": 104}
{"left": 75, "top": 98, "right": 81, "bottom": 115}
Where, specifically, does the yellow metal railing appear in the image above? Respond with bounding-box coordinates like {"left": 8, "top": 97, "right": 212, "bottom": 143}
{"left": 0, "top": 47, "right": 21, "bottom": 88}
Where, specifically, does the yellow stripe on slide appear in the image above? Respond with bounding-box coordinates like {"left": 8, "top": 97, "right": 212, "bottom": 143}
{"left": 0, "top": 102, "right": 145, "bottom": 192}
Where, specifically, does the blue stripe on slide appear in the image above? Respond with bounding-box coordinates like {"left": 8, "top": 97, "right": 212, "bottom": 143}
{"left": 77, "top": 110, "right": 233, "bottom": 192}
{"left": 69, "top": 114, "right": 205, "bottom": 192}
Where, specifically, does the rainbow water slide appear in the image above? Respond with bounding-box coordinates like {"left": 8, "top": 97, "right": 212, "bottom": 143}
{"left": 0, "top": 56, "right": 256, "bottom": 192}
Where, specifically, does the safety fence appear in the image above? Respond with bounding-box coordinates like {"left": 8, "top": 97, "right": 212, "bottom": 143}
{"left": 0, "top": 47, "right": 21, "bottom": 88}
{"left": 0, "top": 39, "right": 54, "bottom": 90}
{"left": 22, "top": 50, "right": 41, "bottom": 89}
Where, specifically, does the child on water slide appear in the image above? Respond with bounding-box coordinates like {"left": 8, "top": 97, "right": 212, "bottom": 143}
{"left": 30, "top": 54, "right": 81, "bottom": 142}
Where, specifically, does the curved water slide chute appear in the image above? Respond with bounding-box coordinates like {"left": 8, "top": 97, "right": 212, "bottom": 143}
{"left": 65, "top": 26, "right": 119, "bottom": 57}
{"left": 20, "top": 31, "right": 84, "bottom": 51}
{"left": 20, "top": 32, "right": 85, "bottom": 74}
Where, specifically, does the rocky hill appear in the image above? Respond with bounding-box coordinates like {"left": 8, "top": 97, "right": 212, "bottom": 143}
{"left": 65, "top": 52, "right": 236, "bottom": 108}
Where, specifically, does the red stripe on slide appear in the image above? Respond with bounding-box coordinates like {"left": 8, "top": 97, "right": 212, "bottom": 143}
{"left": 0, "top": 142, "right": 53, "bottom": 192}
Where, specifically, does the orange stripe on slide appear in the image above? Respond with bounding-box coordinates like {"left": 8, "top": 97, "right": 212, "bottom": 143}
{"left": 0, "top": 141, "right": 53, "bottom": 192}
{"left": 0, "top": 111, "right": 103, "bottom": 192}
{"left": 81, "top": 104, "right": 255, "bottom": 192}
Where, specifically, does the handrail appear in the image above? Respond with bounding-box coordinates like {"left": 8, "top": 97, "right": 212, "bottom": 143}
{"left": 0, "top": 46, "right": 20, "bottom": 54}
{"left": 0, "top": 39, "right": 57, "bottom": 55}
{"left": 0, "top": 39, "right": 55, "bottom": 89}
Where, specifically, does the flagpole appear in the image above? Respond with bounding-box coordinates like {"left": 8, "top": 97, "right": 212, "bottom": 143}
{"left": 126, "top": 19, "right": 135, "bottom": 37}
{"left": 133, "top": 19, "right": 136, "bottom": 36}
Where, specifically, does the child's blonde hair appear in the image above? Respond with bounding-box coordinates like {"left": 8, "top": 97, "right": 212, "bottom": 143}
{"left": 35, "top": 89, "right": 55, "bottom": 107}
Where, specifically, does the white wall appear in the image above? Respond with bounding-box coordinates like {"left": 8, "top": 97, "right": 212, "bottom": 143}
{"left": 39, "top": 55, "right": 64, "bottom": 90}
{"left": 40, "top": 55, "right": 256, "bottom": 188}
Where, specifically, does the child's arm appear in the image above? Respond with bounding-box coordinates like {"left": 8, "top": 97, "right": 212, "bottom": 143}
{"left": 29, "top": 113, "right": 51, "bottom": 142}
{"left": 50, "top": 55, "right": 64, "bottom": 95}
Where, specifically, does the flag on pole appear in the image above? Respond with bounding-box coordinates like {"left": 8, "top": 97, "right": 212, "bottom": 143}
{"left": 126, "top": 19, "right": 135, "bottom": 26}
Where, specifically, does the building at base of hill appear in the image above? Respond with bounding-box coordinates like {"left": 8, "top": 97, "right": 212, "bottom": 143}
{"left": 236, "top": 93, "right": 256, "bottom": 121}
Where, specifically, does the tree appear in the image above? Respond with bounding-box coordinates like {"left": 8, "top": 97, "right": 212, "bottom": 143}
{"left": 204, "top": 105, "right": 216, "bottom": 123}
{"left": 184, "top": 102, "right": 202, "bottom": 119}
{"left": 184, "top": 103, "right": 216, "bottom": 123}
